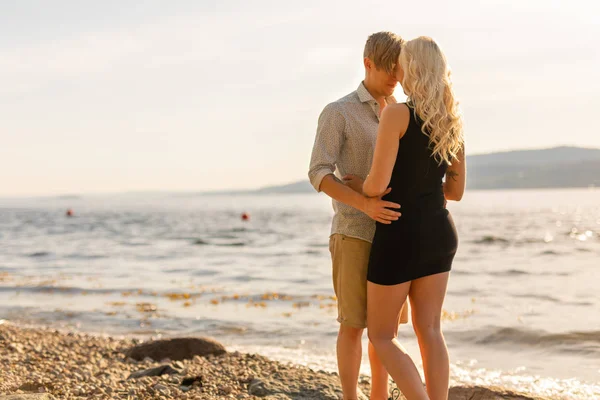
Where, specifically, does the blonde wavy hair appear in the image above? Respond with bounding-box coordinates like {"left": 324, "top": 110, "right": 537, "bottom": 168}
{"left": 399, "top": 36, "right": 464, "bottom": 165}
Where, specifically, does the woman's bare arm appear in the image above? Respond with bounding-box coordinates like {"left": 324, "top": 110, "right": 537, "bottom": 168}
{"left": 362, "top": 104, "right": 410, "bottom": 197}
{"left": 444, "top": 146, "right": 466, "bottom": 201}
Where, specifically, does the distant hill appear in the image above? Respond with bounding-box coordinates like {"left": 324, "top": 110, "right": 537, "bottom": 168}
{"left": 467, "top": 146, "right": 600, "bottom": 166}
{"left": 250, "top": 146, "right": 600, "bottom": 193}
{"left": 466, "top": 146, "right": 600, "bottom": 189}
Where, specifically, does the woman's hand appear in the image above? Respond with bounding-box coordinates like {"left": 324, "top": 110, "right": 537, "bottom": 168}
{"left": 361, "top": 188, "right": 401, "bottom": 224}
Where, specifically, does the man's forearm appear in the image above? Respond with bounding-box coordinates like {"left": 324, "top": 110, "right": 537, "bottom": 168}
{"left": 319, "top": 174, "right": 365, "bottom": 212}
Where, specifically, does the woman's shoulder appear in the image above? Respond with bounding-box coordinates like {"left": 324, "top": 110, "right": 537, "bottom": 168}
{"left": 381, "top": 102, "right": 411, "bottom": 128}
{"left": 382, "top": 102, "right": 410, "bottom": 119}
{"left": 381, "top": 103, "right": 411, "bottom": 139}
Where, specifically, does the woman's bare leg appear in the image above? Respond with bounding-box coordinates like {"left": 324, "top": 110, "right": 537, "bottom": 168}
{"left": 409, "top": 272, "right": 450, "bottom": 400}
{"left": 367, "top": 281, "right": 429, "bottom": 400}
{"left": 369, "top": 339, "right": 389, "bottom": 400}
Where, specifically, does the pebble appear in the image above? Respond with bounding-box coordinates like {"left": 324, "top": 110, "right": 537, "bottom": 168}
{"left": 0, "top": 322, "right": 542, "bottom": 400}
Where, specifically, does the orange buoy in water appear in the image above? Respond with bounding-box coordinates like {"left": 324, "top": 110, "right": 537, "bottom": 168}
{"left": 66, "top": 209, "right": 74, "bottom": 217}
{"left": 241, "top": 213, "right": 250, "bottom": 221}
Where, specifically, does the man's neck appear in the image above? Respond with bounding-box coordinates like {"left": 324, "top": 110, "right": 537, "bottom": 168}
{"left": 362, "top": 79, "right": 387, "bottom": 104}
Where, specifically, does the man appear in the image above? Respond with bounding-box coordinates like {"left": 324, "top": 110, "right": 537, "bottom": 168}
{"left": 308, "top": 32, "right": 409, "bottom": 400}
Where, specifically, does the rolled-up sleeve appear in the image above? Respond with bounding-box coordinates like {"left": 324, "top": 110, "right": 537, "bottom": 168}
{"left": 308, "top": 103, "right": 346, "bottom": 192}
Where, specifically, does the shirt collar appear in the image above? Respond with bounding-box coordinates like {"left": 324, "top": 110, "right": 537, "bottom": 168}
{"left": 357, "top": 81, "right": 396, "bottom": 105}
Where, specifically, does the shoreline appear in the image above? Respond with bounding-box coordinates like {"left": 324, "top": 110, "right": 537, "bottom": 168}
{"left": 0, "top": 320, "right": 549, "bottom": 400}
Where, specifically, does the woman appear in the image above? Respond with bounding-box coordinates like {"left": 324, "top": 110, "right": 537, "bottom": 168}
{"left": 363, "top": 36, "right": 465, "bottom": 400}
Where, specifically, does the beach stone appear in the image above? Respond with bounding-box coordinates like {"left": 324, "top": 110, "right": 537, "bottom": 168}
{"left": 17, "top": 382, "right": 44, "bottom": 392}
{"left": 449, "top": 385, "right": 541, "bottom": 400}
{"left": 219, "top": 385, "right": 233, "bottom": 394}
{"left": 127, "top": 363, "right": 183, "bottom": 379}
{"left": 247, "top": 372, "right": 345, "bottom": 399}
{"left": 248, "top": 379, "right": 268, "bottom": 396}
{"left": 0, "top": 395, "right": 55, "bottom": 400}
{"left": 8, "top": 343, "right": 24, "bottom": 353}
{"left": 181, "top": 375, "right": 203, "bottom": 387}
{"left": 153, "top": 383, "right": 170, "bottom": 396}
{"left": 125, "top": 337, "right": 226, "bottom": 361}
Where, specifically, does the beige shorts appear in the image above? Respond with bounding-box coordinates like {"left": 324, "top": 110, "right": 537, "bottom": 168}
{"left": 329, "top": 234, "right": 409, "bottom": 329}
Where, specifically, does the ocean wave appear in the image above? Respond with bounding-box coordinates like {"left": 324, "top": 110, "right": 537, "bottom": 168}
{"left": 66, "top": 253, "right": 107, "bottom": 260}
{"left": 212, "top": 234, "right": 240, "bottom": 239}
{"left": 192, "top": 269, "right": 220, "bottom": 277}
{"left": 472, "top": 235, "right": 510, "bottom": 245}
{"left": 27, "top": 251, "right": 52, "bottom": 258}
{"left": 192, "top": 238, "right": 247, "bottom": 247}
{"left": 539, "top": 250, "right": 562, "bottom": 256}
{"left": 511, "top": 293, "right": 593, "bottom": 305}
{"left": 514, "top": 237, "right": 549, "bottom": 245}
{"left": 513, "top": 293, "right": 561, "bottom": 303}
{"left": 472, "top": 235, "right": 561, "bottom": 246}
{"left": 450, "top": 270, "right": 473, "bottom": 276}
{"left": 304, "top": 250, "right": 321, "bottom": 255}
{"left": 164, "top": 268, "right": 191, "bottom": 274}
{"left": 0, "top": 285, "right": 115, "bottom": 295}
{"left": 120, "top": 241, "right": 150, "bottom": 247}
{"left": 451, "top": 326, "right": 600, "bottom": 356}
{"left": 489, "top": 269, "right": 530, "bottom": 277}
{"left": 446, "top": 288, "right": 484, "bottom": 296}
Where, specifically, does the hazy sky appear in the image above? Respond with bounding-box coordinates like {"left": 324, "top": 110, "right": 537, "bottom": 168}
{"left": 2, "top": 0, "right": 599, "bottom": 196}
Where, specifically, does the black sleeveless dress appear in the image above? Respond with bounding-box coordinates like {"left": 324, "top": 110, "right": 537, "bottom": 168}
{"left": 367, "top": 104, "right": 458, "bottom": 286}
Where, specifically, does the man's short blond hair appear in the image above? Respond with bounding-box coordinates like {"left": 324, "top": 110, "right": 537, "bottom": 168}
{"left": 363, "top": 31, "right": 405, "bottom": 74}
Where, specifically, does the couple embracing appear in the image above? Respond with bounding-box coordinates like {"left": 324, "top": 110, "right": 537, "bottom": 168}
{"left": 309, "top": 31, "right": 466, "bottom": 400}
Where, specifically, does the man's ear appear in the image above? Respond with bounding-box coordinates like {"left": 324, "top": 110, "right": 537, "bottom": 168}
{"left": 364, "top": 57, "right": 372, "bottom": 72}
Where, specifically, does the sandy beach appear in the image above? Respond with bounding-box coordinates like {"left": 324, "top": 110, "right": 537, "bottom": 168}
{"left": 0, "top": 321, "right": 548, "bottom": 400}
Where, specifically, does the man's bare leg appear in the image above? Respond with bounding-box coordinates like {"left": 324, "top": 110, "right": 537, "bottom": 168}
{"left": 337, "top": 324, "right": 364, "bottom": 399}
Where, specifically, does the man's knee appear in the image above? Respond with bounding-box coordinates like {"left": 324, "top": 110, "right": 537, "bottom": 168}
{"left": 339, "top": 324, "right": 363, "bottom": 340}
